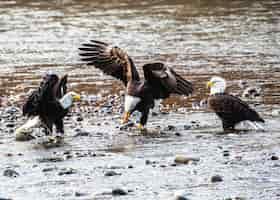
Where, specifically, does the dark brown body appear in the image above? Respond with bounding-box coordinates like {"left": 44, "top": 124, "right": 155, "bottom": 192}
{"left": 23, "top": 73, "right": 68, "bottom": 134}
{"left": 208, "top": 93, "right": 264, "bottom": 130}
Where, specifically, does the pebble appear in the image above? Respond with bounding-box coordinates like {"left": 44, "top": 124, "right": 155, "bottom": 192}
{"left": 6, "top": 123, "right": 15, "bottom": 128}
{"left": 174, "top": 156, "right": 200, "bottom": 164}
{"left": 42, "top": 167, "right": 57, "bottom": 172}
{"left": 3, "top": 169, "right": 19, "bottom": 178}
{"left": 112, "top": 188, "right": 128, "bottom": 196}
{"left": 37, "top": 157, "right": 64, "bottom": 163}
{"left": 164, "top": 125, "right": 176, "bottom": 131}
{"left": 76, "top": 116, "right": 83, "bottom": 122}
{"left": 74, "top": 192, "right": 87, "bottom": 197}
{"left": 183, "top": 125, "right": 191, "bottom": 130}
{"left": 58, "top": 168, "right": 77, "bottom": 176}
{"left": 271, "top": 155, "right": 279, "bottom": 160}
{"left": 223, "top": 150, "right": 230, "bottom": 157}
{"left": 74, "top": 131, "right": 90, "bottom": 137}
{"left": 15, "top": 131, "right": 35, "bottom": 141}
{"left": 175, "top": 132, "right": 181, "bottom": 136}
{"left": 104, "top": 171, "right": 121, "bottom": 177}
{"left": 174, "top": 190, "right": 189, "bottom": 200}
{"left": 211, "top": 175, "right": 223, "bottom": 183}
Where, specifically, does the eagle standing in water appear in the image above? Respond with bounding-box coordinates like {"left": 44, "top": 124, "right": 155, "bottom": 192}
{"left": 79, "top": 40, "right": 193, "bottom": 129}
{"left": 206, "top": 76, "right": 265, "bottom": 131}
{"left": 16, "top": 73, "right": 80, "bottom": 139}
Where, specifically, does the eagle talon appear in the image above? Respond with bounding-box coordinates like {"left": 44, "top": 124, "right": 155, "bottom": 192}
{"left": 137, "top": 123, "right": 144, "bottom": 130}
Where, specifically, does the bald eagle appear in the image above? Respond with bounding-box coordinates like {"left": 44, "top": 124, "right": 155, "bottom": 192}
{"left": 207, "top": 76, "right": 265, "bottom": 131}
{"left": 79, "top": 40, "right": 193, "bottom": 129}
{"left": 17, "top": 73, "right": 80, "bottom": 136}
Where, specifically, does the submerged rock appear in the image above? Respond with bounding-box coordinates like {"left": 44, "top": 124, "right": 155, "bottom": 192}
{"left": 174, "top": 190, "right": 189, "bottom": 200}
{"left": 112, "top": 188, "right": 128, "bottom": 196}
{"left": 174, "top": 156, "right": 200, "bottom": 164}
{"left": 37, "top": 157, "right": 64, "bottom": 163}
{"left": 15, "top": 131, "right": 35, "bottom": 141}
{"left": 211, "top": 175, "right": 223, "bottom": 183}
{"left": 3, "top": 169, "right": 19, "bottom": 178}
{"left": 104, "top": 171, "right": 121, "bottom": 177}
{"left": 58, "top": 168, "right": 77, "bottom": 176}
{"left": 271, "top": 155, "right": 279, "bottom": 160}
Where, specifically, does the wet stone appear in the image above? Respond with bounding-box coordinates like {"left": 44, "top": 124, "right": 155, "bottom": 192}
{"left": 271, "top": 155, "right": 279, "bottom": 160}
{"left": 174, "top": 156, "right": 200, "bottom": 164}
{"left": 6, "top": 123, "right": 15, "bottom": 128}
{"left": 37, "top": 157, "right": 64, "bottom": 163}
{"left": 104, "top": 171, "right": 121, "bottom": 176}
{"left": 175, "top": 132, "right": 181, "bottom": 136}
{"left": 76, "top": 116, "right": 83, "bottom": 122}
{"left": 42, "top": 167, "right": 57, "bottom": 172}
{"left": 164, "top": 125, "right": 176, "bottom": 131}
{"left": 183, "top": 125, "right": 191, "bottom": 130}
{"left": 74, "top": 192, "right": 87, "bottom": 197}
{"left": 74, "top": 131, "right": 90, "bottom": 137}
{"left": 3, "top": 169, "right": 19, "bottom": 178}
{"left": 58, "top": 168, "right": 77, "bottom": 176}
{"left": 211, "top": 175, "right": 223, "bottom": 183}
{"left": 112, "top": 188, "right": 128, "bottom": 196}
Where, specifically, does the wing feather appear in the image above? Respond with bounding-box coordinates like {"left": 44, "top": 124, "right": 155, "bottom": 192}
{"left": 79, "top": 40, "right": 140, "bottom": 85}
{"left": 143, "top": 63, "right": 193, "bottom": 99}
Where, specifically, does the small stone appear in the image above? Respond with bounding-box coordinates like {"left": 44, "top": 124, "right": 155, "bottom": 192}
{"left": 211, "top": 175, "right": 223, "bottom": 182}
{"left": 6, "top": 123, "right": 15, "bottom": 128}
{"left": 104, "top": 171, "right": 121, "bottom": 177}
{"left": 174, "top": 156, "right": 200, "bottom": 164}
{"left": 174, "top": 190, "right": 189, "bottom": 200}
{"left": 15, "top": 131, "right": 35, "bottom": 141}
{"left": 112, "top": 188, "right": 128, "bottom": 196}
{"left": 223, "top": 150, "right": 230, "bottom": 157}
{"left": 183, "top": 125, "right": 191, "bottom": 130}
{"left": 164, "top": 125, "right": 176, "bottom": 131}
{"left": 37, "top": 157, "right": 64, "bottom": 163}
{"left": 74, "top": 192, "right": 87, "bottom": 197}
{"left": 3, "top": 169, "right": 19, "bottom": 178}
{"left": 74, "top": 131, "right": 90, "bottom": 137}
{"left": 145, "top": 160, "right": 151, "bottom": 165}
{"left": 58, "top": 168, "right": 77, "bottom": 176}
{"left": 271, "top": 155, "right": 279, "bottom": 160}
{"left": 175, "top": 132, "right": 181, "bottom": 136}
{"left": 42, "top": 167, "right": 57, "bottom": 172}
{"left": 76, "top": 116, "right": 83, "bottom": 122}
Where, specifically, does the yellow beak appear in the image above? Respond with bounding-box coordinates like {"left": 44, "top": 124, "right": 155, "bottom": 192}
{"left": 206, "top": 81, "right": 213, "bottom": 89}
{"left": 73, "top": 95, "right": 81, "bottom": 101}
{"left": 122, "top": 112, "right": 130, "bottom": 124}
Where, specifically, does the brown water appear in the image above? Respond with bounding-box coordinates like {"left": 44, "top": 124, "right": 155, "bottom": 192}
{"left": 0, "top": 0, "right": 280, "bottom": 106}
{"left": 0, "top": 1, "right": 280, "bottom": 200}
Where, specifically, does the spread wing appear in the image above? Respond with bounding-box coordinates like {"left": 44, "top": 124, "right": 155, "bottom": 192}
{"left": 79, "top": 40, "right": 140, "bottom": 86}
{"left": 142, "top": 63, "right": 193, "bottom": 99}
{"left": 208, "top": 94, "right": 264, "bottom": 124}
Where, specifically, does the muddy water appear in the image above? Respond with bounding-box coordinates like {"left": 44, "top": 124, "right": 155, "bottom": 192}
{"left": 0, "top": 0, "right": 280, "bottom": 200}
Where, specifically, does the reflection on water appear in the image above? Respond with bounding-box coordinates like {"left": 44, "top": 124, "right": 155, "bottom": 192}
{"left": 0, "top": 0, "right": 279, "bottom": 107}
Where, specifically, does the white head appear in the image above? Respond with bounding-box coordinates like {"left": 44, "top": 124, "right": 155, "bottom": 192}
{"left": 59, "top": 91, "right": 81, "bottom": 109}
{"left": 122, "top": 95, "right": 141, "bottom": 123}
{"left": 207, "top": 76, "right": 226, "bottom": 95}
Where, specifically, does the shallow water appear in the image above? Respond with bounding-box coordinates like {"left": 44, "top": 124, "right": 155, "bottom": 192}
{"left": 0, "top": 0, "right": 280, "bottom": 200}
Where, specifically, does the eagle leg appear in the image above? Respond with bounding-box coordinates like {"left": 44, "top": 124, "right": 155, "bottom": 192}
{"left": 222, "top": 121, "right": 235, "bottom": 132}
{"left": 139, "top": 108, "right": 150, "bottom": 128}
{"left": 54, "top": 119, "right": 64, "bottom": 134}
